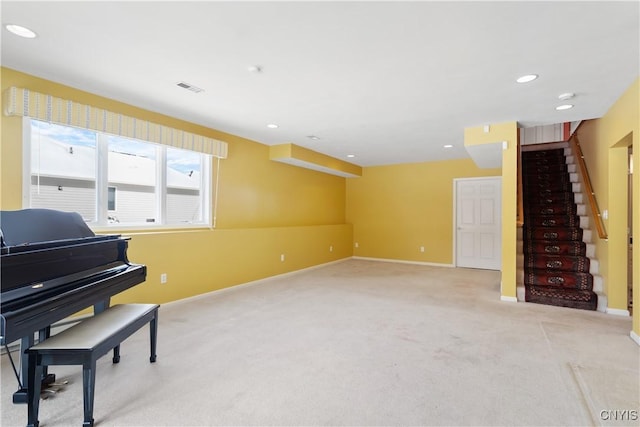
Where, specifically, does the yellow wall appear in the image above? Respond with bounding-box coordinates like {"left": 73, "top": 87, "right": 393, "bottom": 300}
{"left": 346, "top": 159, "right": 501, "bottom": 264}
{"left": 464, "top": 122, "right": 519, "bottom": 300}
{"left": 576, "top": 78, "right": 639, "bottom": 335}
{"left": 1, "top": 68, "right": 352, "bottom": 305}
{"left": 216, "top": 136, "right": 346, "bottom": 228}
{"left": 115, "top": 224, "right": 352, "bottom": 305}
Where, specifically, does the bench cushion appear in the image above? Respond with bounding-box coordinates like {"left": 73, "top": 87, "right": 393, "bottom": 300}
{"left": 29, "top": 304, "right": 159, "bottom": 351}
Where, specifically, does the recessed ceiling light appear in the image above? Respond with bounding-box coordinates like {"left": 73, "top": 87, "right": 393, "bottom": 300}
{"left": 346, "top": 154, "right": 355, "bottom": 158}
{"left": 516, "top": 74, "right": 538, "bottom": 83}
{"left": 307, "top": 135, "right": 320, "bottom": 140}
{"left": 558, "top": 92, "right": 575, "bottom": 101}
{"left": 556, "top": 104, "right": 574, "bottom": 111}
{"left": 5, "top": 24, "right": 37, "bottom": 38}
{"left": 443, "top": 144, "right": 453, "bottom": 148}
{"left": 267, "top": 123, "right": 279, "bottom": 129}
{"left": 247, "top": 65, "right": 262, "bottom": 73}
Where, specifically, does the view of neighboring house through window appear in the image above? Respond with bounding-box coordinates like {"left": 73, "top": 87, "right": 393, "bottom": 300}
{"left": 29, "top": 120, "right": 98, "bottom": 222}
{"left": 107, "top": 135, "right": 157, "bottom": 224}
{"left": 26, "top": 119, "right": 211, "bottom": 228}
{"left": 166, "top": 147, "right": 205, "bottom": 224}
{"left": 107, "top": 187, "right": 117, "bottom": 211}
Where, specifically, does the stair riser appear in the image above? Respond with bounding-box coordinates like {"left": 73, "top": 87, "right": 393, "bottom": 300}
{"left": 526, "top": 195, "right": 575, "bottom": 205}
{"left": 524, "top": 228, "right": 583, "bottom": 242}
{"left": 523, "top": 241, "right": 586, "bottom": 256}
{"left": 525, "top": 286, "right": 597, "bottom": 311}
{"left": 524, "top": 255, "right": 590, "bottom": 273}
{"left": 525, "top": 270, "right": 593, "bottom": 288}
{"left": 523, "top": 164, "right": 568, "bottom": 174}
{"left": 525, "top": 205, "right": 577, "bottom": 216}
{"left": 525, "top": 216, "right": 581, "bottom": 227}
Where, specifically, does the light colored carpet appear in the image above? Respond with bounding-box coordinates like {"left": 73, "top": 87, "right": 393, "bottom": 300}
{"left": 2, "top": 259, "right": 638, "bottom": 426}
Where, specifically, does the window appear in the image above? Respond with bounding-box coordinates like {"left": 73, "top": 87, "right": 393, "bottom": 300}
{"left": 25, "top": 119, "right": 211, "bottom": 228}
{"left": 107, "top": 187, "right": 116, "bottom": 211}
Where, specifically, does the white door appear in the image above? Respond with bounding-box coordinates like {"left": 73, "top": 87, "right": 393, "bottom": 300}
{"left": 455, "top": 177, "right": 502, "bottom": 270}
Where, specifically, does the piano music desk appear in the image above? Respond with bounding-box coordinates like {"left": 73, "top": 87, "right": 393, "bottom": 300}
{"left": 25, "top": 303, "right": 159, "bottom": 427}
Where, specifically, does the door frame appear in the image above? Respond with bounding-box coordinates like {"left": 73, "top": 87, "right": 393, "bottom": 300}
{"left": 452, "top": 176, "right": 502, "bottom": 268}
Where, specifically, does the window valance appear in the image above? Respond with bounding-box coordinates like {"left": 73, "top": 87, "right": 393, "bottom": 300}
{"left": 3, "top": 87, "right": 228, "bottom": 158}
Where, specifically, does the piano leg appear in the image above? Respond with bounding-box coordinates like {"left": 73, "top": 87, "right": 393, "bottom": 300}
{"left": 12, "top": 335, "right": 34, "bottom": 404}
{"left": 13, "top": 333, "right": 55, "bottom": 404}
{"left": 94, "top": 298, "right": 110, "bottom": 314}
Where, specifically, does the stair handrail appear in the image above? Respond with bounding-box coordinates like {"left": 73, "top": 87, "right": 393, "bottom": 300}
{"left": 569, "top": 135, "right": 608, "bottom": 239}
{"left": 517, "top": 137, "right": 524, "bottom": 226}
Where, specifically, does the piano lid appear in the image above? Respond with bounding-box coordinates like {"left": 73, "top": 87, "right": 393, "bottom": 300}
{"left": 1, "top": 208, "right": 95, "bottom": 251}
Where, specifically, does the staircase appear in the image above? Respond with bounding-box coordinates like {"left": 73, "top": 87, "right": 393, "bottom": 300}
{"left": 517, "top": 142, "right": 606, "bottom": 311}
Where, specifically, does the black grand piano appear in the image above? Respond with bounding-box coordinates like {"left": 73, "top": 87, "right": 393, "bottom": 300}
{"left": 1, "top": 208, "right": 147, "bottom": 403}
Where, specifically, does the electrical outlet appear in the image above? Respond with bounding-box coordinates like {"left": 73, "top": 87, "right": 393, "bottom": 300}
{"left": 280, "top": 254, "right": 285, "bottom": 262}
{"left": 420, "top": 246, "right": 425, "bottom": 253}
{"left": 329, "top": 245, "right": 333, "bottom": 252}
{"left": 355, "top": 242, "right": 359, "bottom": 248}
{"left": 160, "top": 273, "right": 167, "bottom": 284}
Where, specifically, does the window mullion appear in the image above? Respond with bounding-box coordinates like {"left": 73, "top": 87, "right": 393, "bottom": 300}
{"left": 96, "top": 134, "right": 109, "bottom": 226}
{"left": 22, "top": 118, "right": 33, "bottom": 208}
{"left": 208, "top": 156, "right": 215, "bottom": 227}
{"left": 157, "top": 146, "right": 167, "bottom": 224}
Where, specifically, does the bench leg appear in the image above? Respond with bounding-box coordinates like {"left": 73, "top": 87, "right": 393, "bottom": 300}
{"left": 38, "top": 327, "right": 52, "bottom": 381}
{"left": 149, "top": 310, "right": 158, "bottom": 363}
{"left": 82, "top": 361, "right": 96, "bottom": 427}
{"left": 112, "top": 345, "right": 121, "bottom": 363}
{"left": 26, "top": 352, "right": 43, "bottom": 427}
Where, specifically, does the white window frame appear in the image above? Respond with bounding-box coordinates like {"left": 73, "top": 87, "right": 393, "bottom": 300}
{"left": 22, "top": 118, "right": 212, "bottom": 231}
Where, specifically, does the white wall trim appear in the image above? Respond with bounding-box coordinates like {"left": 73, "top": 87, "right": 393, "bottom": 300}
{"left": 352, "top": 256, "right": 454, "bottom": 268}
{"left": 163, "top": 257, "right": 351, "bottom": 308}
{"left": 630, "top": 331, "right": 640, "bottom": 346}
{"left": 500, "top": 296, "right": 518, "bottom": 303}
{"left": 606, "top": 307, "right": 631, "bottom": 316}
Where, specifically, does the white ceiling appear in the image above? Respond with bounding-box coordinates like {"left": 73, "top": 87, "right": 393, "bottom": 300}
{"left": 1, "top": 1, "right": 638, "bottom": 167}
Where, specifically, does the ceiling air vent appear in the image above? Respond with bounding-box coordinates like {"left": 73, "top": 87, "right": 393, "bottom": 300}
{"left": 176, "top": 81, "right": 204, "bottom": 93}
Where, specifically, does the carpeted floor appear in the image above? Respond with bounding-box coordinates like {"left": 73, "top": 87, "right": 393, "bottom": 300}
{"left": 1, "top": 259, "right": 638, "bottom": 426}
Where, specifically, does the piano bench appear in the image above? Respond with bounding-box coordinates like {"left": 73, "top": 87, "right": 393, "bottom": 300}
{"left": 25, "top": 303, "right": 159, "bottom": 427}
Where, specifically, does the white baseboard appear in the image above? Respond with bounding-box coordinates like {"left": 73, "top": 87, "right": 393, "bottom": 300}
{"left": 630, "top": 331, "right": 640, "bottom": 346}
{"left": 606, "top": 307, "right": 630, "bottom": 316}
{"left": 500, "top": 295, "right": 518, "bottom": 303}
{"left": 163, "top": 257, "right": 351, "bottom": 308}
{"left": 352, "top": 256, "right": 454, "bottom": 268}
